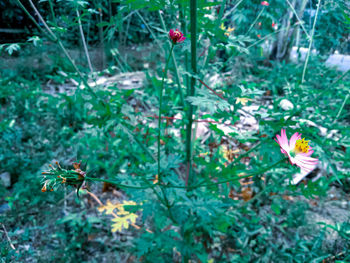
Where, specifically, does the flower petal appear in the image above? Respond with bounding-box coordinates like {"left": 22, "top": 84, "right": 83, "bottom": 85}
{"left": 275, "top": 129, "right": 290, "bottom": 152}
{"left": 178, "top": 36, "right": 186, "bottom": 43}
{"left": 294, "top": 156, "right": 318, "bottom": 172}
{"left": 295, "top": 155, "right": 318, "bottom": 163}
{"left": 289, "top": 132, "right": 301, "bottom": 149}
{"left": 291, "top": 169, "right": 310, "bottom": 185}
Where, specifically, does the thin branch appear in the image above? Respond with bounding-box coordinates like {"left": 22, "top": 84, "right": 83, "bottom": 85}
{"left": 223, "top": 0, "right": 244, "bottom": 20}
{"left": 86, "top": 158, "right": 285, "bottom": 190}
{"left": 16, "top": 0, "right": 100, "bottom": 101}
{"left": 28, "top": 0, "right": 57, "bottom": 41}
{"left": 136, "top": 11, "right": 164, "bottom": 52}
{"left": 247, "top": 6, "right": 266, "bottom": 34}
{"left": 76, "top": 8, "right": 94, "bottom": 73}
{"left": 286, "top": 0, "right": 310, "bottom": 39}
{"left": 1, "top": 223, "right": 16, "bottom": 250}
{"left": 332, "top": 93, "right": 349, "bottom": 124}
{"left": 301, "top": 0, "right": 322, "bottom": 83}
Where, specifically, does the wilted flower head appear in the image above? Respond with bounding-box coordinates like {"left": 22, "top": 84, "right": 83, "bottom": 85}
{"left": 169, "top": 29, "right": 186, "bottom": 44}
{"left": 261, "top": 1, "right": 269, "bottom": 6}
{"left": 41, "top": 161, "right": 87, "bottom": 193}
{"left": 41, "top": 181, "right": 48, "bottom": 192}
{"left": 275, "top": 129, "right": 318, "bottom": 173}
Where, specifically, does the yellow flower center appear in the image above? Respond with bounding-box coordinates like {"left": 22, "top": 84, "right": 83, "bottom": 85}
{"left": 174, "top": 31, "right": 181, "bottom": 37}
{"left": 294, "top": 138, "right": 310, "bottom": 153}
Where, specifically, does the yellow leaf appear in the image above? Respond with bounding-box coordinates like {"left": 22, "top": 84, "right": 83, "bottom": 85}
{"left": 111, "top": 217, "right": 129, "bottom": 232}
{"left": 220, "top": 23, "right": 226, "bottom": 31}
{"left": 101, "top": 200, "right": 140, "bottom": 232}
{"left": 227, "top": 27, "right": 235, "bottom": 33}
{"left": 98, "top": 200, "right": 119, "bottom": 214}
{"left": 235, "top": 97, "right": 252, "bottom": 105}
{"left": 110, "top": 213, "right": 138, "bottom": 232}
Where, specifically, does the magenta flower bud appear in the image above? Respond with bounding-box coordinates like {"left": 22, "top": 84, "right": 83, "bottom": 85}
{"left": 261, "top": 1, "right": 269, "bottom": 6}
{"left": 168, "top": 29, "right": 186, "bottom": 44}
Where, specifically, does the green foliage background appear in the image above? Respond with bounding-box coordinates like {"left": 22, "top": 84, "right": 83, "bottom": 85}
{"left": 0, "top": 0, "right": 349, "bottom": 262}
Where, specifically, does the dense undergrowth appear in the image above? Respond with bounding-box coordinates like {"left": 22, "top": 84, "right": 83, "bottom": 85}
{"left": 1, "top": 0, "right": 350, "bottom": 262}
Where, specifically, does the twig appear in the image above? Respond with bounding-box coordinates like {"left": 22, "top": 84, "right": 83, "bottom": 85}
{"left": 48, "top": 0, "right": 57, "bottom": 26}
{"left": 16, "top": 0, "right": 100, "bottom": 101}
{"left": 1, "top": 223, "right": 16, "bottom": 250}
{"left": 301, "top": 0, "right": 322, "bottom": 83}
{"left": 247, "top": 23, "right": 299, "bottom": 49}
{"left": 198, "top": 79, "right": 225, "bottom": 100}
{"left": 76, "top": 8, "right": 94, "bottom": 73}
{"left": 86, "top": 158, "right": 284, "bottom": 190}
{"left": 136, "top": 11, "right": 164, "bottom": 52}
{"left": 97, "top": 7, "right": 105, "bottom": 70}
{"left": 247, "top": 6, "right": 266, "bottom": 34}
{"left": 286, "top": 0, "right": 310, "bottom": 39}
{"left": 332, "top": 93, "right": 349, "bottom": 124}
{"left": 222, "top": 0, "right": 244, "bottom": 20}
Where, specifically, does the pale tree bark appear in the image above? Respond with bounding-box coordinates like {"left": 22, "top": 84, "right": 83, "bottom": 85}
{"left": 270, "top": 0, "right": 308, "bottom": 62}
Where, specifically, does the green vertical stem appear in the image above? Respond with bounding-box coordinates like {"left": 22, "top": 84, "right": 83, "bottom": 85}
{"left": 332, "top": 93, "right": 349, "bottom": 124}
{"left": 222, "top": 0, "right": 244, "bottom": 20}
{"left": 76, "top": 8, "right": 94, "bottom": 73}
{"left": 48, "top": 0, "right": 57, "bottom": 25}
{"left": 16, "top": 0, "right": 100, "bottom": 101}
{"left": 158, "top": 45, "right": 175, "bottom": 182}
{"left": 217, "top": 0, "right": 227, "bottom": 26}
{"left": 247, "top": 7, "right": 265, "bottom": 34}
{"left": 136, "top": 11, "right": 164, "bottom": 53}
{"left": 186, "top": 0, "right": 197, "bottom": 188}
{"left": 179, "top": 3, "right": 189, "bottom": 92}
{"left": 301, "top": 0, "right": 321, "bottom": 83}
{"left": 158, "top": 11, "right": 185, "bottom": 108}
{"left": 286, "top": 0, "right": 310, "bottom": 39}
{"left": 98, "top": 6, "right": 105, "bottom": 70}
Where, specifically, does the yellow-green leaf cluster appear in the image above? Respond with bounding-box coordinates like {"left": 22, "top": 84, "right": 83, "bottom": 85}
{"left": 98, "top": 200, "right": 138, "bottom": 232}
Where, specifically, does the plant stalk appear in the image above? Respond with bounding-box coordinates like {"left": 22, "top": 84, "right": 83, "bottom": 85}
{"left": 186, "top": 0, "right": 197, "bottom": 188}
{"left": 76, "top": 8, "right": 94, "bottom": 73}
{"left": 16, "top": 0, "right": 100, "bottom": 101}
{"left": 247, "top": 6, "right": 265, "bottom": 34}
{"left": 301, "top": 0, "right": 321, "bottom": 83}
{"left": 158, "top": 45, "right": 175, "bottom": 181}
{"left": 158, "top": 11, "right": 185, "bottom": 108}
{"left": 85, "top": 158, "right": 285, "bottom": 190}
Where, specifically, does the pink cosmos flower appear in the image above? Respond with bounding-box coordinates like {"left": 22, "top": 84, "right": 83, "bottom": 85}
{"left": 169, "top": 29, "right": 186, "bottom": 44}
{"left": 275, "top": 129, "right": 318, "bottom": 173}
{"left": 261, "top": 1, "right": 269, "bottom": 6}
